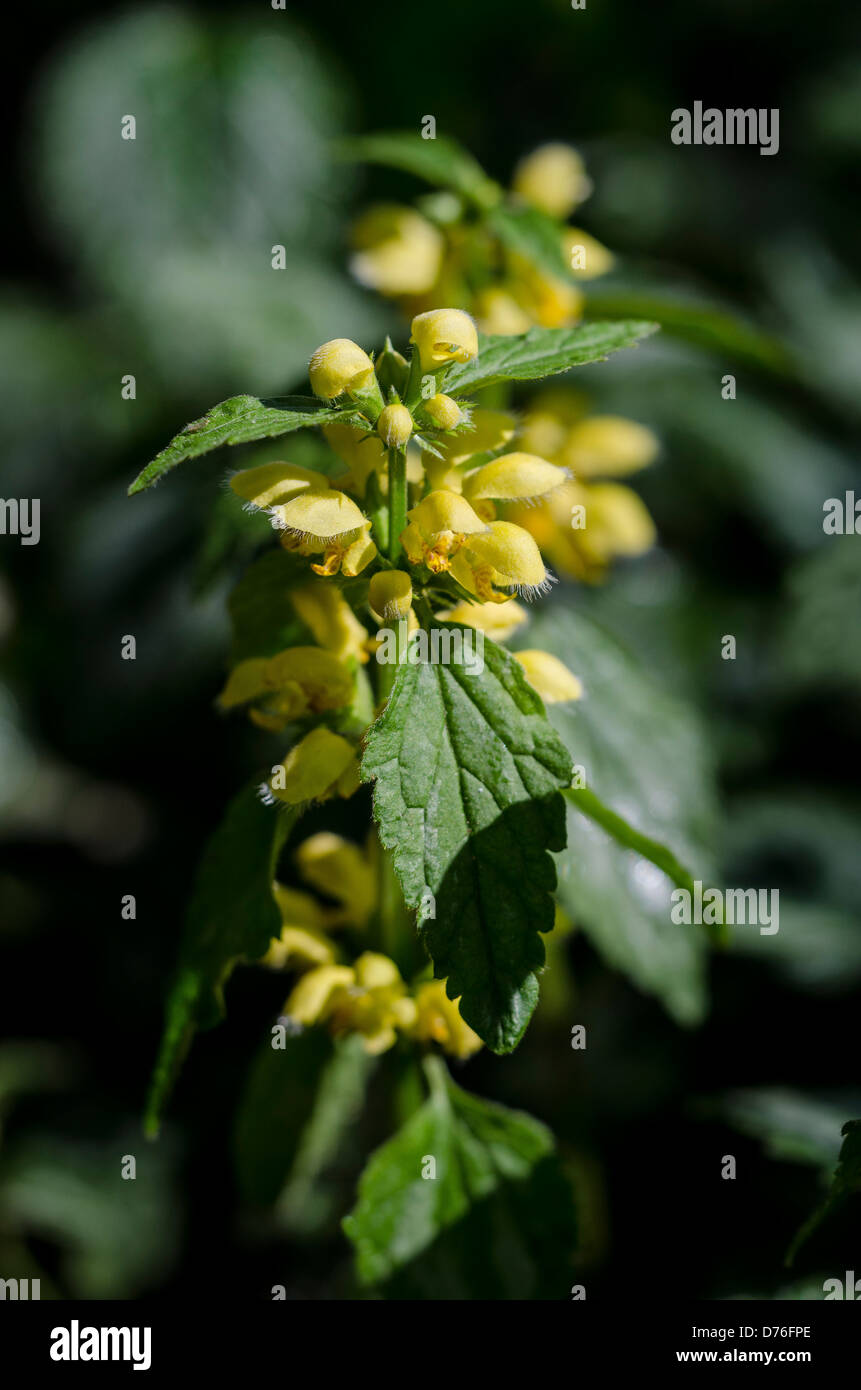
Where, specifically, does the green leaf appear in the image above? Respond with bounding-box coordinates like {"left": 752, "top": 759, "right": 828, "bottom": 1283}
{"left": 228, "top": 548, "right": 312, "bottom": 664}
{"left": 715, "top": 1088, "right": 851, "bottom": 1171}
{"left": 444, "top": 321, "right": 658, "bottom": 397}
{"left": 144, "top": 781, "right": 296, "bottom": 1137}
{"left": 486, "top": 203, "right": 571, "bottom": 281}
{"left": 337, "top": 131, "right": 501, "bottom": 210}
{"left": 128, "top": 395, "right": 347, "bottom": 496}
{"left": 234, "top": 1032, "right": 374, "bottom": 1230}
{"left": 361, "top": 626, "right": 571, "bottom": 1053}
{"left": 523, "top": 607, "right": 717, "bottom": 1025}
{"left": 584, "top": 287, "right": 794, "bottom": 375}
{"left": 343, "top": 1062, "right": 577, "bottom": 1294}
{"left": 787, "top": 1119, "right": 861, "bottom": 1266}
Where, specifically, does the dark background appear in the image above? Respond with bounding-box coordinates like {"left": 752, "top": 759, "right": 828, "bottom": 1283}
{"left": 1, "top": 0, "right": 860, "bottom": 1299}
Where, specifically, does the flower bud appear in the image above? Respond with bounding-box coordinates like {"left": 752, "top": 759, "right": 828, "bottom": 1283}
{"left": 422, "top": 394, "right": 463, "bottom": 430}
{"left": 349, "top": 205, "right": 444, "bottom": 296}
{"left": 309, "top": 339, "right": 374, "bottom": 400}
{"left": 514, "top": 650, "right": 582, "bottom": 703}
{"left": 369, "top": 570, "right": 413, "bottom": 622}
{"left": 410, "top": 308, "right": 479, "bottom": 372}
{"left": 376, "top": 403, "right": 414, "bottom": 450}
{"left": 512, "top": 143, "right": 592, "bottom": 218}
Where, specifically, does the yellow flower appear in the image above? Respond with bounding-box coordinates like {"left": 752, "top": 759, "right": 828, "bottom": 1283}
{"left": 402, "top": 489, "right": 488, "bottom": 573}
{"left": 309, "top": 339, "right": 374, "bottom": 400}
{"left": 229, "top": 461, "right": 330, "bottom": 510}
{"left": 267, "top": 727, "right": 359, "bottom": 806}
{"left": 561, "top": 415, "right": 659, "bottom": 478}
{"left": 436, "top": 596, "right": 528, "bottom": 641}
{"left": 369, "top": 569, "right": 413, "bottom": 622}
{"left": 576, "top": 482, "right": 657, "bottom": 562}
{"left": 263, "top": 884, "right": 337, "bottom": 970}
{"left": 462, "top": 452, "right": 569, "bottom": 504}
{"left": 508, "top": 254, "right": 584, "bottom": 329}
{"left": 376, "top": 403, "right": 414, "bottom": 450}
{"left": 410, "top": 308, "right": 479, "bottom": 372}
{"left": 515, "top": 479, "right": 655, "bottom": 581}
{"left": 290, "top": 582, "right": 369, "bottom": 664}
{"left": 217, "top": 647, "right": 354, "bottom": 729}
{"left": 409, "top": 981, "right": 482, "bottom": 1059}
{"left": 294, "top": 832, "right": 377, "bottom": 929}
{"left": 512, "top": 143, "right": 592, "bottom": 218}
{"left": 450, "top": 520, "right": 552, "bottom": 602}
{"left": 421, "top": 393, "right": 463, "bottom": 431}
{"left": 473, "top": 287, "right": 533, "bottom": 336}
{"left": 350, "top": 204, "right": 445, "bottom": 295}
{"left": 285, "top": 952, "right": 418, "bottom": 1055}
{"left": 563, "top": 228, "right": 615, "bottom": 280}
{"left": 272, "top": 489, "right": 377, "bottom": 577}
{"left": 515, "top": 650, "right": 582, "bottom": 702}
{"left": 323, "top": 421, "right": 387, "bottom": 495}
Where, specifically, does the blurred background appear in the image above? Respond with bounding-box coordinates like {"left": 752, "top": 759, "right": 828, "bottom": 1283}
{"left": 1, "top": 0, "right": 860, "bottom": 1299}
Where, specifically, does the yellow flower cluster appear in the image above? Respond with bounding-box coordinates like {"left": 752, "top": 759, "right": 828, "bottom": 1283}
{"left": 510, "top": 388, "right": 659, "bottom": 581}
{"left": 348, "top": 143, "right": 613, "bottom": 334}
{"left": 261, "top": 831, "right": 482, "bottom": 1059}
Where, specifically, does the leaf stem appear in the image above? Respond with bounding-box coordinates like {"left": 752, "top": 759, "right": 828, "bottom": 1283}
{"left": 422, "top": 1053, "right": 451, "bottom": 1107}
{"left": 564, "top": 785, "right": 727, "bottom": 946}
{"left": 387, "top": 448, "right": 407, "bottom": 563}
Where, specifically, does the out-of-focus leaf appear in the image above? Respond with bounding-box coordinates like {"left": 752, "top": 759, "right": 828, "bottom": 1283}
{"left": 362, "top": 628, "right": 571, "bottom": 1054}
{"left": 585, "top": 286, "right": 794, "bottom": 374}
{"left": 145, "top": 782, "right": 296, "bottom": 1137}
{"left": 715, "top": 1088, "right": 855, "bottom": 1171}
{"left": 228, "top": 549, "right": 312, "bottom": 664}
{"left": 338, "top": 131, "right": 501, "bottom": 210}
{"left": 0, "top": 1134, "right": 179, "bottom": 1298}
{"left": 343, "top": 1063, "right": 577, "bottom": 1295}
{"left": 445, "top": 322, "right": 658, "bottom": 396}
{"left": 523, "top": 606, "right": 716, "bottom": 1024}
{"left": 487, "top": 203, "right": 571, "bottom": 281}
{"left": 778, "top": 539, "right": 861, "bottom": 690}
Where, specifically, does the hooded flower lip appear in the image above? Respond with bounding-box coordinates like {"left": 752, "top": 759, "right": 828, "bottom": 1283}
{"left": 561, "top": 415, "right": 659, "bottom": 478}
{"left": 290, "top": 583, "right": 370, "bottom": 664}
{"left": 402, "top": 489, "right": 489, "bottom": 574}
{"left": 462, "top": 452, "right": 569, "bottom": 504}
{"left": 218, "top": 646, "right": 354, "bottom": 722}
{"left": 450, "top": 520, "right": 553, "bottom": 602}
{"left": 266, "top": 726, "right": 359, "bottom": 806}
{"left": 229, "top": 461, "right": 331, "bottom": 510}
{"left": 436, "top": 596, "right": 528, "bottom": 640}
{"left": 514, "top": 649, "right": 582, "bottom": 703}
{"left": 309, "top": 339, "right": 375, "bottom": 400}
{"left": 410, "top": 308, "right": 479, "bottom": 372}
{"left": 270, "top": 488, "right": 366, "bottom": 544}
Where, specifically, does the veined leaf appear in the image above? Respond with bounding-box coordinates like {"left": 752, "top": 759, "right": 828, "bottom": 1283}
{"left": 361, "top": 626, "right": 571, "bottom": 1053}
{"left": 444, "top": 321, "right": 658, "bottom": 396}
{"left": 128, "top": 395, "right": 347, "bottom": 495}
{"left": 343, "top": 1061, "right": 577, "bottom": 1293}
{"left": 523, "top": 607, "right": 716, "bottom": 1025}
{"left": 337, "top": 131, "right": 501, "bottom": 210}
{"left": 144, "top": 781, "right": 295, "bottom": 1137}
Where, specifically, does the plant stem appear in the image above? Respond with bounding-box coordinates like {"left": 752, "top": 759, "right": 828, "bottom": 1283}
{"left": 422, "top": 1053, "right": 451, "bottom": 1107}
{"left": 387, "top": 447, "right": 407, "bottom": 563}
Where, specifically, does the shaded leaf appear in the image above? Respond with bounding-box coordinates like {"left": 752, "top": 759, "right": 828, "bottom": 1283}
{"left": 338, "top": 131, "right": 500, "bottom": 210}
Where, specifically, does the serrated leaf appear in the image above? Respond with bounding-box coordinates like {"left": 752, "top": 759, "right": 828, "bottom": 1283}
{"left": 444, "top": 321, "right": 658, "bottom": 397}
{"left": 361, "top": 626, "right": 571, "bottom": 1053}
{"left": 343, "top": 1066, "right": 576, "bottom": 1293}
{"left": 337, "top": 131, "right": 501, "bottom": 210}
{"left": 128, "top": 395, "right": 347, "bottom": 495}
{"left": 523, "top": 606, "right": 716, "bottom": 1025}
{"left": 788, "top": 1119, "right": 861, "bottom": 1266}
{"left": 144, "top": 781, "right": 296, "bottom": 1137}
{"left": 487, "top": 203, "right": 571, "bottom": 282}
